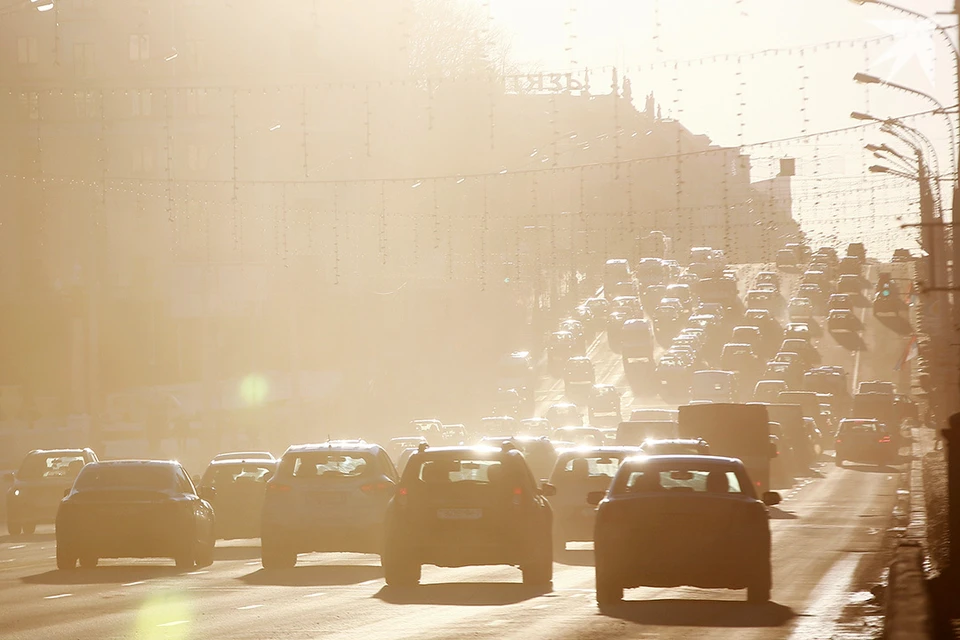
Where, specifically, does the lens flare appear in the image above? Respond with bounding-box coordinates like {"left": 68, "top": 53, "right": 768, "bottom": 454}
{"left": 135, "top": 591, "right": 193, "bottom": 638}
{"left": 240, "top": 373, "right": 269, "bottom": 406}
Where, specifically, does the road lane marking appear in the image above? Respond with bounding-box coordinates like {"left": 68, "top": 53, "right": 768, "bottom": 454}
{"left": 358, "top": 578, "right": 382, "bottom": 586}
{"left": 157, "top": 620, "right": 189, "bottom": 628}
{"left": 303, "top": 592, "right": 325, "bottom": 598}
{"left": 237, "top": 604, "right": 263, "bottom": 610}
{"left": 787, "top": 554, "right": 861, "bottom": 640}
{"left": 44, "top": 593, "right": 72, "bottom": 599}
{"left": 122, "top": 581, "right": 146, "bottom": 587}
{"left": 9, "top": 545, "right": 25, "bottom": 550}
{"left": 186, "top": 570, "right": 208, "bottom": 575}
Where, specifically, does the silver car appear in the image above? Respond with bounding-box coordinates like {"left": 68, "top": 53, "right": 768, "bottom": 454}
{"left": 260, "top": 441, "right": 399, "bottom": 569}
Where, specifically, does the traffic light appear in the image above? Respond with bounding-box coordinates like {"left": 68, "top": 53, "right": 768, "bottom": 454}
{"left": 881, "top": 283, "right": 892, "bottom": 297}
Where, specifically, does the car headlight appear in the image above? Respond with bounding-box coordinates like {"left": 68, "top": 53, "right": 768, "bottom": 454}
{"left": 11, "top": 488, "right": 19, "bottom": 497}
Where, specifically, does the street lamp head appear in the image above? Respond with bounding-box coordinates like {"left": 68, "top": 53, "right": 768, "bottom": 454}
{"left": 851, "top": 111, "right": 877, "bottom": 121}
{"left": 854, "top": 72, "right": 882, "bottom": 85}
{"left": 869, "top": 164, "right": 891, "bottom": 173}
{"left": 865, "top": 144, "right": 883, "bottom": 152}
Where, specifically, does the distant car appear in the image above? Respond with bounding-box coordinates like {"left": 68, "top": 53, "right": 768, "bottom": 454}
{"left": 837, "top": 274, "right": 861, "bottom": 295}
{"left": 755, "top": 271, "right": 781, "bottom": 291}
{"left": 199, "top": 458, "right": 278, "bottom": 540}
{"left": 389, "top": 437, "right": 429, "bottom": 462}
{"left": 382, "top": 444, "right": 555, "bottom": 586}
{"left": 754, "top": 379, "right": 789, "bottom": 403}
{"left": 731, "top": 326, "right": 763, "bottom": 355}
{"left": 846, "top": 242, "right": 866, "bottom": 263}
{"left": 743, "top": 309, "right": 781, "bottom": 339}
{"left": 519, "top": 418, "right": 553, "bottom": 438}
{"left": 260, "top": 441, "right": 399, "bottom": 568}
{"left": 548, "top": 447, "right": 637, "bottom": 552}
{"left": 873, "top": 289, "right": 901, "bottom": 316}
{"left": 788, "top": 298, "right": 814, "bottom": 322}
{"left": 798, "top": 283, "right": 828, "bottom": 310}
{"left": 591, "top": 455, "right": 779, "bottom": 606}
{"left": 544, "top": 403, "right": 582, "bottom": 429}
{"left": 834, "top": 419, "right": 894, "bottom": 466}
{"left": 478, "top": 416, "right": 520, "bottom": 438}
{"left": 892, "top": 249, "right": 913, "bottom": 263}
{"left": 565, "top": 357, "right": 596, "bottom": 401}
{"left": 6, "top": 448, "right": 99, "bottom": 536}
{"left": 780, "top": 337, "right": 820, "bottom": 367}
{"left": 553, "top": 426, "right": 606, "bottom": 447}
{"left": 838, "top": 257, "right": 862, "bottom": 277}
{"left": 828, "top": 293, "right": 853, "bottom": 312}
{"left": 776, "top": 248, "right": 797, "bottom": 268}
{"left": 783, "top": 322, "right": 811, "bottom": 341}
{"left": 479, "top": 435, "right": 559, "bottom": 481}
{"left": 56, "top": 460, "right": 215, "bottom": 569}
{"left": 638, "top": 438, "right": 710, "bottom": 456}
{"left": 690, "top": 370, "right": 739, "bottom": 404}
{"left": 828, "top": 308, "right": 860, "bottom": 333}
{"left": 441, "top": 424, "right": 468, "bottom": 444}
{"left": 589, "top": 384, "right": 622, "bottom": 422}
{"left": 410, "top": 419, "right": 444, "bottom": 443}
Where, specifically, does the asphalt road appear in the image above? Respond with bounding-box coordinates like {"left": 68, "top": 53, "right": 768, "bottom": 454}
{"left": 0, "top": 262, "right": 912, "bottom": 640}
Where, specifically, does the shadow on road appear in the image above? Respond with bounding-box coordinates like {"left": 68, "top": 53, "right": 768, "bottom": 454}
{"left": 555, "top": 548, "right": 594, "bottom": 567}
{"left": 374, "top": 582, "right": 547, "bottom": 606}
{"left": 239, "top": 564, "right": 383, "bottom": 586}
{"left": 600, "top": 598, "right": 795, "bottom": 627}
{"left": 0, "top": 532, "right": 56, "bottom": 544}
{"left": 767, "top": 507, "right": 799, "bottom": 520}
{"left": 829, "top": 331, "right": 866, "bottom": 351}
{"left": 214, "top": 545, "right": 261, "bottom": 562}
{"left": 876, "top": 315, "right": 912, "bottom": 336}
{"left": 23, "top": 565, "right": 182, "bottom": 585}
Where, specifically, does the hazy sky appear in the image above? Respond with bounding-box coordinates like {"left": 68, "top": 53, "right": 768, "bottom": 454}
{"left": 478, "top": 0, "right": 959, "bottom": 254}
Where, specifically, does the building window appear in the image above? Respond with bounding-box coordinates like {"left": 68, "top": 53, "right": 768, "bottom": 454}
{"left": 73, "top": 43, "right": 94, "bottom": 77}
{"left": 187, "top": 144, "right": 207, "bottom": 171}
{"left": 19, "top": 92, "right": 39, "bottom": 120}
{"left": 17, "top": 37, "right": 38, "bottom": 64}
{"left": 132, "top": 146, "right": 155, "bottom": 174}
{"left": 131, "top": 90, "right": 152, "bottom": 117}
{"left": 74, "top": 91, "right": 98, "bottom": 118}
{"left": 129, "top": 34, "right": 150, "bottom": 61}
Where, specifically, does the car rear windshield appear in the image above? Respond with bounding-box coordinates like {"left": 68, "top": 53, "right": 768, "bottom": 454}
{"left": 841, "top": 422, "right": 878, "bottom": 433}
{"left": 74, "top": 465, "right": 177, "bottom": 491}
{"left": 615, "top": 466, "right": 745, "bottom": 496}
{"left": 555, "top": 455, "right": 624, "bottom": 480}
{"left": 202, "top": 464, "right": 275, "bottom": 487}
{"left": 413, "top": 457, "right": 516, "bottom": 485}
{"left": 18, "top": 454, "right": 86, "bottom": 481}
{"left": 283, "top": 453, "right": 372, "bottom": 479}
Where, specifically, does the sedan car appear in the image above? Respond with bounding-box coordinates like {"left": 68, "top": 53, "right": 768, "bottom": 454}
{"left": 591, "top": 455, "right": 779, "bottom": 606}
{"left": 548, "top": 447, "right": 636, "bottom": 552}
{"left": 260, "top": 442, "right": 399, "bottom": 568}
{"left": 6, "top": 448, "right": 98, "bottom": 536}
{"left": 382, "top": 444, "right": 554, "bottom": 586}
{"left": 828, "top": 308, "right": 860, "bottom": 333}
{"left": 56, "top": 460, "right": 215, "bottom": 569}
{"left": 198, "top": 457, "right": 278, "bottom": 540}
{"left": 834, "top": 419, "right": 895, "bottom": 466}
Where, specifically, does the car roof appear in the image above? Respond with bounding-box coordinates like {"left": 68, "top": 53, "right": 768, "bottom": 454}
{"left": 284, "top": 442, "right": 382, "bottom": 454}
{"left": 213, "top": 451, "right": 275, "bottom": 460}
{"left": 207, "top": 458, "right": 277, "bottom": 467}
{"left": 642, "top": 438, "right": 707, "bottom": 446}
{"left": 557, "top": 446, "right": 640, "bottom": 456}
{"left": 27, "top": 449, "right": 92, "bottom": 456}
{"left": 623, "top": 454, "right": 742, "bottom": 466}
{"left": 86, "top": 459, "right": 180, "bottom": 468}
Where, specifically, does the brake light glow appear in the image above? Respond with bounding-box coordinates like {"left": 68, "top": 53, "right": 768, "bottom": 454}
{"left": 835, "top": 438, "right": 842, "bottom": 444}
{"left": 267, "top": 483, "right": 291, "bottom": 492}
{"left": 397, "top": 486, "right": 408, "bottom": 507}
{"left": 879, "top": 435, "right": 891, "bottom": 443}
{"left": 360, "top": 481, "right": 392, "bottom": 494}
{"left": 512, "top": 486, "right": 522, "bottom": 506}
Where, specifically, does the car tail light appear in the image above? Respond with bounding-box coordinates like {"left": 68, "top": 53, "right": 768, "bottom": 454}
{"left": 879, "top": 435, "right": 891, "bottom": 444}
{"left": 267, "top": 483, "right": 291, "bottom": 493}
{"left": 512, "top": 486, "right": 523, "bottom": 506}
{"left": 835, "top": 438, "right": 842, "bottom": 444}
{"left": 360, "top": 481, "right": 393, "bottom": 494}
{"left": 396, "top": 486, "right": 408, "bottom": 507}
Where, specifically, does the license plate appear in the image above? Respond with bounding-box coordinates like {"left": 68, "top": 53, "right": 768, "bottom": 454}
{"left": 437, "top": 508, "right": 482, "bottom": 520}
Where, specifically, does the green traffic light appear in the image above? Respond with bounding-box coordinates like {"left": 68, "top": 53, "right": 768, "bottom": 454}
{"left": 882, "top": 289, "right": 890, "bottom": 297}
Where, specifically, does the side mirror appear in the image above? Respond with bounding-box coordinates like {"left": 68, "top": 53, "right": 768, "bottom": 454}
{"left": 762, "top": 491, "right": 781, "bottom": 507}
{"left": 769, "top": 442, "right": 779, "bottom": 459}
{"left": 539, "top": 482, "right": 557, "bottom": 497}
{"left": 199, "top": 486, "right": 217, "bottom": 501}
{"left": 586, "top": 491, "right": 605, "bottom": 506}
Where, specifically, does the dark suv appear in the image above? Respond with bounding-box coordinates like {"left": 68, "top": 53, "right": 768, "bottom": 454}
{"left": 6, "top": 448, "right": 98, "bottom": 535}
{"left": 382, "top": 444, "right": 555, "bottom": 587}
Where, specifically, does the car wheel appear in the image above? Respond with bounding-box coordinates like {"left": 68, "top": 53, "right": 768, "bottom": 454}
{"left": 521, "top": 542, "right": 553, "bottom": 586}
{"left": 174, "top": 547, "right": 195, "bottom": 569}
{"left": 595, "top": 567, "right": 623, "bottom": 608}
{"left": 383, "top": 556, "right": 421, "bottom": 587}
{"left": 56, "top": 544, "right": 77, "bottom": 570}
{"left": 79, "top": 554, "right": 98, "bottom": 569}
{"left": 836, "top": 458, "right": 844, "bottom": 467}
{"left": 6, "top": 520, "right": 22, "bottom": 536}
{"left": 22, "top": 522, "right": 36, "bottom": 535}
{"left": 747, "top": 583, "right": 771, "bottom": 603}
{"left": 261, "top": 541, "right": 296, "bottom": 570}
{"left": 195, "top": 539, "right": 215, "bottom": 568}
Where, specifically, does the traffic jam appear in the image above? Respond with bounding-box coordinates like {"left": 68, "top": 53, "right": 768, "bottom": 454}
{"left": 4, "top": 234, "right": 916, "bottom": 608}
